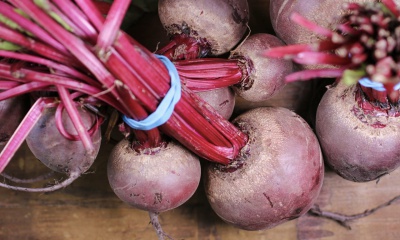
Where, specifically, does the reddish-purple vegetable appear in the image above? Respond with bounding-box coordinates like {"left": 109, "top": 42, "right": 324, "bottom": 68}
{"left": 204, "top": 107, "right": 324, "bottom": 230}
{"left": 229, "top": 33, "right": 293, "bottom": 102}
{"left": 107, "top": 139, "right": 201, "bottom": 212}
{"left": 26, "top": 106, "right": 101, "bottom": 176}
{"left": 265, "top": 0, "right": 400, "bottom": 182}
{"left": 157, "top": 0, "right": 249, "bottom": 59}
{"left": 316, "top": 81, "right": 400, "bottom": 182}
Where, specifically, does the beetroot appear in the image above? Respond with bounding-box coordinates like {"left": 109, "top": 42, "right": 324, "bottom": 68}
{"left": 107, "top": 139, "right": 201, "bottom": 213}
{"left": 204, "top": 107, "right": 324, "bottom": 230}
{"left": 158, "top": 0, "right": 249, "bottom": 57}
{"left": 229, "top": 33, "right": 293, "bottom": 102}
{"left": 0, "top": 105, "right": 101, "bottom": 192}
{"left": 316, "top": 81, "right": 400, "bottom": 182}
{"left": 26, "top": 107, "right": 101, "bottom": 175}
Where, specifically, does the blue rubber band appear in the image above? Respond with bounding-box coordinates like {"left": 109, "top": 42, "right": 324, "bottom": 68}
{"left": 358, "top": 77, "right": 386, "bottom": 91}
{"left": 122, "top": 54, "right": 181, "bottom": 131}
{"left": 358, "top": 77, "right": 400, "bottom": 91}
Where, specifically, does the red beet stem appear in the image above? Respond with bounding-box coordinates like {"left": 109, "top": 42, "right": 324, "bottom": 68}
{"left": 173, "top": 58, "right": 243, "bottom": 91}
{"left": 52, "top": 0, "right": 98, "bottom": 41}
{"left": 0, "top": 1, "right": 70, "bottom": 55}
{"left": 96, "top": 0, "right": 131, "bottom": 58}
{"left": 0, "top": 25, "right": 78, "bottom": 67}
{"left": 56, "top": 86, "right": 95, "bottom": 154}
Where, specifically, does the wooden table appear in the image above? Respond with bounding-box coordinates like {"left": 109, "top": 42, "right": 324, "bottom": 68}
{"left": 1, "top": 139, "right": 400, "bottom": 240}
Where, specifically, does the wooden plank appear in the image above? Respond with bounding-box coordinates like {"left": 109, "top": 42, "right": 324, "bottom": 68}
{"left": 298, "top": 168, "right": 400, "bottom": 240}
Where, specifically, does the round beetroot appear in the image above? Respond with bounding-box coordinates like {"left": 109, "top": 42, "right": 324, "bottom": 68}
{"left": 26, "top": 107, "right": 101, "bottom": 175}
{"left": 158, "top": 0, "right": 249, "bottom": 56}
{"left": 107, "top": 139, "right": 201, "bottom": 212}
{"left": 229, "top": 33, "right": 293, "bottom": 102}
{"left": 316, "top": 81, "right": 400, "bottom": 182}
{"left": 204, "top": 107, "right": 324, "bottom": 230}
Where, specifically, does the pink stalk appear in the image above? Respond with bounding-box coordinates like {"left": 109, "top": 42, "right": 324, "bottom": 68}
{"left": 0, "top": 63, "right": 121, "bottom": 111}
{"left": 0, "top": 82, "right": 51, "bottom": 100}
{"left": 38, "top": 1, "right": 88, "bottom": 39}
{"left": 51, "top": 0, "right": 99, "bottom": 41}
{"left": 8, "top": 0, "right": 114, "bottom": 86}
{"left": 285, "top": 68, "right": 346, "bottom": 82}
{"left": 0, "top": 25, "right": 79, "bottom": 67}
{"left": 96, "top": 0, "right": 131, "bottom": 59}
{"left": 0, "top": 81, "right": 20, "bottom": 90}
{"left": 55, "top": 101, "right": 102, "bottom": 141}
{"left": 0, "top": 50, "right": 100, "bottom": 87}
{"left": 174, "top": 59, "right": 243, "bottom": 91}
{"left": 293, "top": 52, "right": 352, "bottom": 65}
{"left": 0, "top": 97, "right": 57, "bottom": 173}
{"left": 181, "top": 73, "right": 242, "bottom": 92}
{"left": 263, "top": 39, "right": 342, "bottom": 58}
{"left": 263, "top": 44, "right": 315, "bottom": 58}
{"left": 56, "top": 86, "right": 95, "bottom": 154}
{"left": 74, "top": 0, "right": 105, "bottom": 31}
{"left": 104, "top": 50, "right": 159, "bottom": 108}
{"left": 0, "top": 1, "right": 70, "bottom": 56}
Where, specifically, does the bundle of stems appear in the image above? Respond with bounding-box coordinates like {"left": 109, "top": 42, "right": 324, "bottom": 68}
{"left": 0, "top": 0, "right": 249, "bottom": 172}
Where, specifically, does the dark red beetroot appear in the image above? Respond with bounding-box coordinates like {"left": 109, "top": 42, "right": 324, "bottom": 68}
{"left": 204, "top": 107, "right": 324, "bottom": 230}
{"left": 0, "top": 105, "right": 101, "bottom": 192}
{"left": 269, "top": 0, "right": 376, "bottom": 45}
{"left": 26, "top": 107, "right": 101, "bottom": 178}
{"left": 158, "top": 0, "right": 249, "bottom": 57}
{"left": 107, "top": 139, "right": 201, "bottom": 213}
{"left": 316, "top": 81, "right": 400, "bottom": 182}
{"left": 229, "top": 33, "right": 293, "bottom": 102}
{"left": 196, "top": 87, "right": 236, "bottom": 120}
